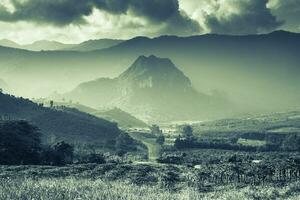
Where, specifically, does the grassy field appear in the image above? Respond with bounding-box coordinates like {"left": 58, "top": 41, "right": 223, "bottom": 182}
{"left": 237, "top": 138, "right": 266, "bottom": 147}
{"left": 0, "top": 161, "right": 300, "bottom": 200}
{"left": 0, "top": 176, "right": 300, "bottom": 200}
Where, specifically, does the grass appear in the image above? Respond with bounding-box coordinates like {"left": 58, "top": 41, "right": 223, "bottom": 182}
{"left": 0, "top": 177, "right": 300, "bottom": 200}
{"left": 237, "top": 138, "right": 266, "bottom": 147}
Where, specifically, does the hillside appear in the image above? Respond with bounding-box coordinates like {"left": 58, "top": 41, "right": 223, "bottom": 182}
{"left": 65, "top": 55, "right": 230, "bottom": 122}
{"left": 0, "top": 79, "right": 8, "bottom": 91}
{"left": 0, "top": 92, "right": 120, "bottom": 145}
{"left": 0, "top": 39, "right": 22, "bottom": 49}
{"left": 193, "top": 110, "right": 300, "bottom": 135}
{"left": 0, "top": 39, "right": 123, "bottom": 52}
{"left": 93, "top": 108, "right": 148, "bottom": 129}
{"left": 63, "top": 39, "right": 123, "bottom": 52}
{"left": 0, "top": 40, "right": 74, "bottom": 51}
{"left": 34, "top": 99, "right": 147, "bottom": 128}
{"left": 23, "top": 40, "right": 75, "bottom": 51}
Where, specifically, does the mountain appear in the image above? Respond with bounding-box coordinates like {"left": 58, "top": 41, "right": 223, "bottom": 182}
{"left": 0, "top": 31, "right": 300, "bottom": 113}
{"left": 0, "top": 79, "right": 8, "bottom": 89}
{"left": 0, "top": 39, "right": 22, "bottom": 49}
{"left": 23, "top": 40, "right": 75, "bottom": 51}
{"left": 64, "top": 39, "right": 123, "bottom": 52}
{"left": 93, "top": 108, "right": 148, "bottom": 128}
{"left": 65, "top": 55, "right": 229, "bottom": 122}
{"left": 0, "top": 39, "right": 123, "bottom": 52}
{"left": 0, "top": 92, "right": 120, "bottom": 145}
{"left": 0, "top": 40, "right": 74, "bottom": 51}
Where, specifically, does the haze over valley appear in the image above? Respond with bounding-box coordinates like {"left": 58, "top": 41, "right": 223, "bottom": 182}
{"left": 1, "top": 31, "right": 300, "bottom": 118}
{"left": 1, "top": 0, "right": 300, "bottom": 199}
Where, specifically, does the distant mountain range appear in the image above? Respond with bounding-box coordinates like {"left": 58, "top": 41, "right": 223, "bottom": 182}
{"left": 0, "top": 39, "right": 123, "bottom": 51}
{"left": 0, "top": 31, "right": 299, "bottom": 113}
{"left": 64, "top": 55, "right": 230, "bottom": 122}
{"left": 0, "top": 92, "right": 120, "bottom": 145}
{"left": 63, "top": 39, "right": 123, "bottom": 52}
{"left": 0, "top": 39, "right": 21, "bottom": 49}
{"left": 0, "top": 39, "right": 72, "bottom": 51}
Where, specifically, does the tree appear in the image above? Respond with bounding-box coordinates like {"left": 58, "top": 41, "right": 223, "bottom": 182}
{"left": 53, "top": 141, "right": 74, "bottom": 165}
{"left": 0, "top": 120, "right": 42, "bottom": 165}
{"left": 157, "top": 134, "right": 165, "bottom": 145}
{"left": 281, "top": 134, "right": 300, "bottom": 151}
{"left": 115, "top": 132, "right": 136, "bottom": 156}
{"left": 150, "top": 124, "right": 162, "bottom": 135}
{"left": 50, "top": 100, "right": 54, "bottom": 108}
{"left": 180, "top": 125, "right": 194, "bottom": 139}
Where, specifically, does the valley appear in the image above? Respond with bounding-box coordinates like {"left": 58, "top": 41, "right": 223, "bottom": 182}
{"left": 1, "top": 30, "right": 300, "bottom": 199}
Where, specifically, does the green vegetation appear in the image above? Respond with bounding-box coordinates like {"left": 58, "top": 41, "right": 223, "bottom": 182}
{"left": 1, "top": 60, "right": 300, "bottom": 198}
{"left": 1, "top": 177, "right": 300, "bottom": 200}
{"left": 0, "top": 164, "right": 300, "bottom": 200}
{"left": 93, "top": 108, "right": 148, "bottom": 129}
{"left": 0, "top": 120, "right": 41, "bottom": 165}
{"left": 237, "top": 138, "right": 266, "bottom": 147}
{"left": 0, "top": 93, "right": 121, "bottom": 145}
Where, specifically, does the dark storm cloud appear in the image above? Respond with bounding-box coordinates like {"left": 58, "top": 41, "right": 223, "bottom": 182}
{"left": 204, "top": 0, "right": 283, "bottom": 34}
{"left": 269, "top": 0, "right": 300, "bottom": 32}
{"left": 0, "top": 0, "right": 94, "bottom": 25}
{"left": 0, "top": 0, "right": 200, "bottom": 35}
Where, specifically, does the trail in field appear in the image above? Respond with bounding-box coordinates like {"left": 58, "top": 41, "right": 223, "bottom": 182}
{"left": 129, "top": 132, "right": 161, "bottom": 162}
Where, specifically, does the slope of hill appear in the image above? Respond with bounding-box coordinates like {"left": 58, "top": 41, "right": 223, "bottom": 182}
{"left": 93, "top": 108, "right": 148, "bottom": 129}
{"left": 64, "top": 39, "right": 123, "bottom": 52}
{"left": 0, "top": 39, "right": 22, "bottom": 49}
{"left": 65, "top": 55, "right": 230, "bottom": 123}
{"left": 33, "top": 99, "right": 146, "bottom": 129}
{"left": 193, "top": 110, "right": 300, "bottom": 134}
{"left": 0, "top": 79, "right": 8, "bottom": 91}
{"left": 23, "top": 40, "right": 75, "bottom": 51}
{"left": 0, "top": 31, "right": 299, "bottom": 112}
{"left": 0, "top": 93, "right": 120, "bottom": 145}
{"left": 0, "top": 40, "right": 75, "bottom": 51}
{"left": 0, "top": 39, "right": 123, "bottom": 52}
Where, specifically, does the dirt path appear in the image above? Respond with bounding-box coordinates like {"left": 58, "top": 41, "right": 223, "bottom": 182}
{"left": 129, "top": 132, "right": 161, "bottom": 161}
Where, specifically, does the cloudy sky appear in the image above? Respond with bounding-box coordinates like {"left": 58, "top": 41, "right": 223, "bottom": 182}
{"left": 0, "top": 0, "right": 299, "bottom": 44}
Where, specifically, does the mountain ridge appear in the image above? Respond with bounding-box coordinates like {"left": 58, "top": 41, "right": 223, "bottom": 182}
{"left": 65, "top": 55, "right": 229, "bottom": 123}
{"left": 0, "top": 31, "right": 299, "bottom": 113}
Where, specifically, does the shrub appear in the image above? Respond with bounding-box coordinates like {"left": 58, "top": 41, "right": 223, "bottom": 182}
{"left": 0, "top": 120, "right": 42, "bottom": 165}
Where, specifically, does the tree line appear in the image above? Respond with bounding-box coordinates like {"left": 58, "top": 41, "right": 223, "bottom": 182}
{"left": 0, "top": 120, "right": 139, "bottom": 166}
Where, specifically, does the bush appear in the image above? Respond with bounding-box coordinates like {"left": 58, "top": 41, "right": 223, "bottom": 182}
{"left": 281, "top": 134, "right": 300, "bottom": 151}
{"left": 156, "top": 135, "right": 165, "bottom": 145}
{"left": 115, "top": 132, "right": 137, "bottom": 156}
{"left": 41, "top": 141, "right": 74, "bottom": 166}
{"left": 0, "top": 120, "right": 42, "bottom": 165}
{"left": 80, "top": 153, "right": 106, "bottom": 164}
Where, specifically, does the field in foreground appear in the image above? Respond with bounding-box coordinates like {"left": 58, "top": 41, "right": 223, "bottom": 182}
{"left": 0, "top": 177, "right": 300, "bottom": 200}
{"left": 0, "top": 164, "right": 300, "bottom": 200}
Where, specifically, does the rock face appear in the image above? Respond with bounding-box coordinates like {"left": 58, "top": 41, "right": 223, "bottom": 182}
{"left": 66, "top": 55, "right": 227, "bottom": 123}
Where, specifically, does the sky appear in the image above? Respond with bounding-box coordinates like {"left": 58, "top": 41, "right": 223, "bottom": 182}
{"left": 0, "top": 0, "right": 299, "bottom": 44}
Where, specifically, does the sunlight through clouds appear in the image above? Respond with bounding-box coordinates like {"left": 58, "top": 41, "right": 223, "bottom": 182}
{"left": 0, "top": 0, "right": 298, "bottom": 43}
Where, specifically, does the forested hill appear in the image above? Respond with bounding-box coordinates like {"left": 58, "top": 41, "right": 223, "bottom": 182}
{"left": 0, "top": 93, "right": 120, "bottom": 144}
